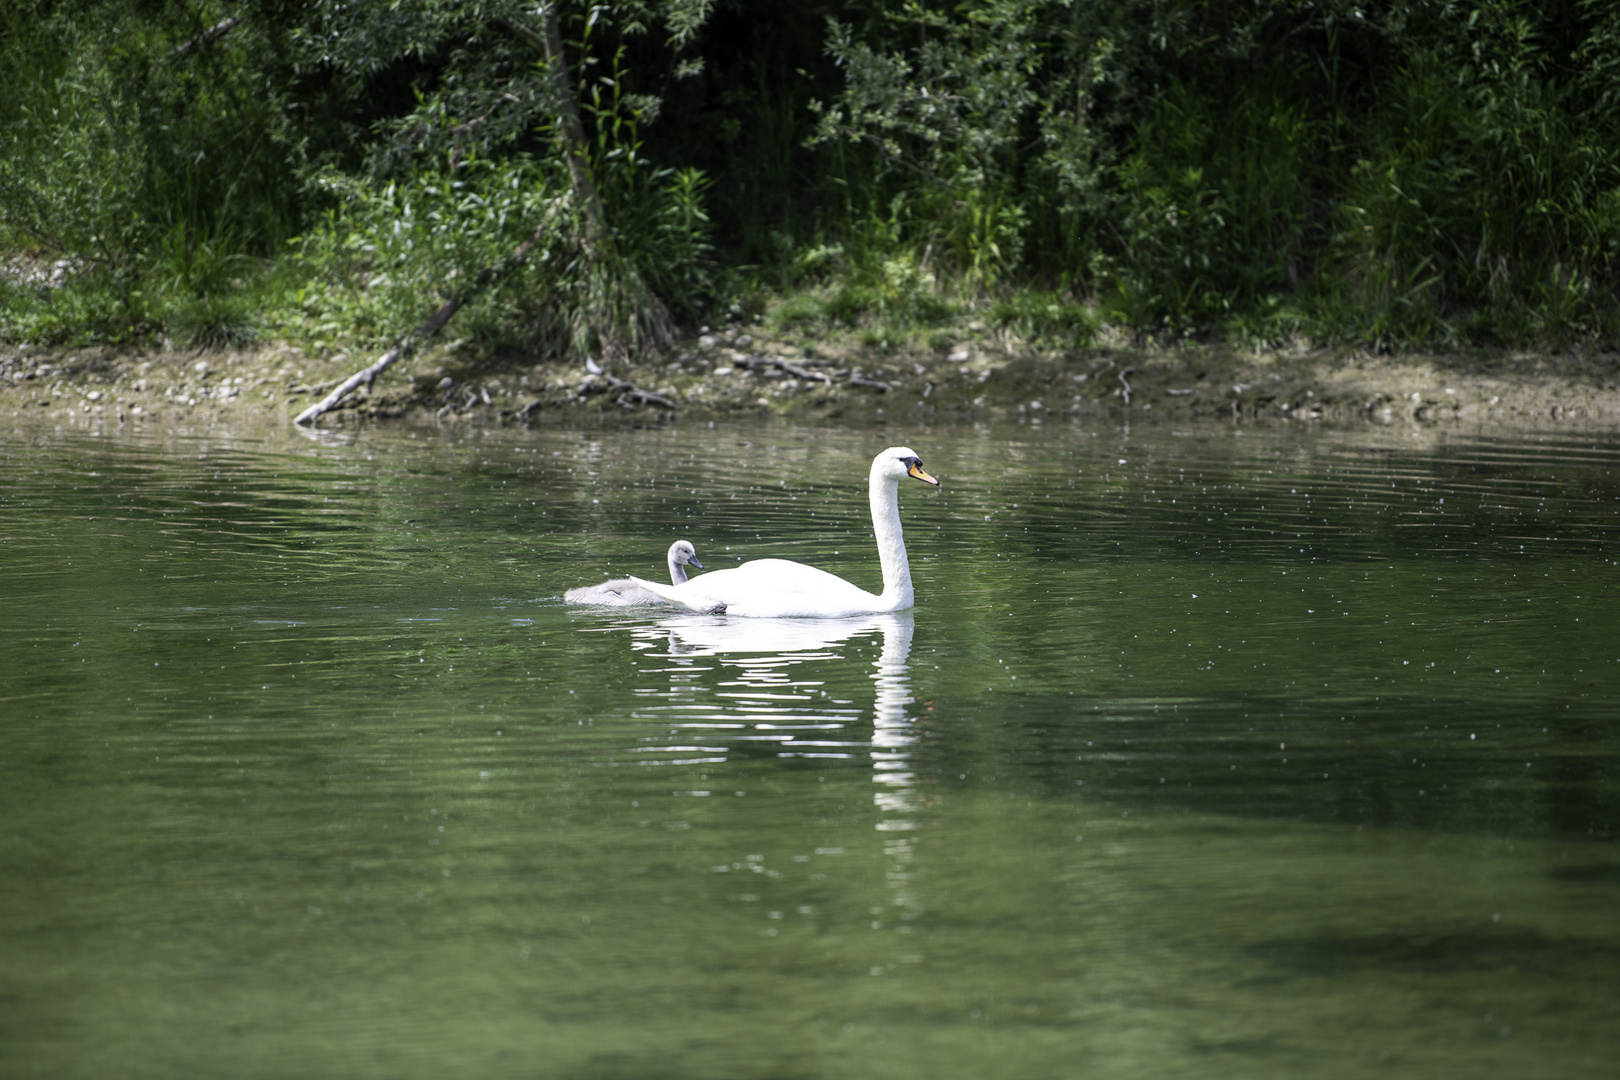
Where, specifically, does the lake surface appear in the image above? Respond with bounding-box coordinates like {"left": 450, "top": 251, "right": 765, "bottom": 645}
{"left": 2, "top": 414, "right": 1617, "bottom": 1078}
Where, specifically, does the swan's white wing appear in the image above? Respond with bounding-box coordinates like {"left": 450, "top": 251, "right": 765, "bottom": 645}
{"left": 627, "top": 576, "right": 727, "bottom": 614}
{"left": 634, "top": 559, "right": 884, "bottom": 618}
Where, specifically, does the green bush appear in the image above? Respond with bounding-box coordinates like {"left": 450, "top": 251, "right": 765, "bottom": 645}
{"left": 0, "top": 1, "right": 304, "bottom": 344}
{"left": 9, "top": 1, "right": 1620, "bottom": 355}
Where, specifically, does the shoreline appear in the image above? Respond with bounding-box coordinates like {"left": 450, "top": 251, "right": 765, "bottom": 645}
{"left": 4, "top": 325, "right": 1619, "bottom": 440}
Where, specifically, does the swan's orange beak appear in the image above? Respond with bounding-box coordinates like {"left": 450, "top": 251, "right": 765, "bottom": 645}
{"left": 908, "top": 462, "right": 940, "bottom": 486}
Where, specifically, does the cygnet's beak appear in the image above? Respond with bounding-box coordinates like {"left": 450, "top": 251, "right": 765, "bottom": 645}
{"left": 908, "top": 461, "right": 940, "bottom": 486}
{"left": 687, "top": 556, "right": 704, "bottom": 570}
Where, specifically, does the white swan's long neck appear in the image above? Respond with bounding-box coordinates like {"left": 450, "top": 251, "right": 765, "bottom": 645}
{"left": 870, "top": 467, "right": 913, "bottom": 609}
{"left": 669, "top": 551, "right": 688, "bottom": 585}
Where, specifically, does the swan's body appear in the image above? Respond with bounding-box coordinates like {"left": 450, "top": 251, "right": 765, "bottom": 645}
{"left": 564, "top": 540, "right": 703, "bottom": 606}
{"left": 630, "top": 447, "right": 938, "bottom": 618}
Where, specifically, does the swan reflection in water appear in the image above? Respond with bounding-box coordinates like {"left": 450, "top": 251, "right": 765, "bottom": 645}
{"left": 629, "top": 612, "right": 925, "bottom": 918}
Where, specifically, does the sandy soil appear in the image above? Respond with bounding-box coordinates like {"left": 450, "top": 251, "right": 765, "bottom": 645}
{"left": 4, "top": 322, "right": 1619, "bottom": 438}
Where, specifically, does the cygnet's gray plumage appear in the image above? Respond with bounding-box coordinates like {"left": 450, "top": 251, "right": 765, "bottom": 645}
{"left": 564, "top": 540, "right": 704, "bottom": 606}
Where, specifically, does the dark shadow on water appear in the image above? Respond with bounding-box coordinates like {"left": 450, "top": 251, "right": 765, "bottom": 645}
{"left": 1246, "top": 928, "right": 1620, "bottom": 978}
{"left": 929, "top": 694, "right": 1620, "bottom": 843}
{"left": 1548, "top": 862, "right": 1620, "bottom": 885}
{"left": 1186, "top": 1033, "right": 1291, "bottom": 1058}
{"left": 579, "top": 1051, "right": 816, "bottom": 1080}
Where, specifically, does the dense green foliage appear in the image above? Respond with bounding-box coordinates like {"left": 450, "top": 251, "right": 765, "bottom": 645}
{"left": 4, "top": 0, "right": 1620, "bottom": 353}
{"left": 0, "top": 2, "right": 306, "bottom": 343}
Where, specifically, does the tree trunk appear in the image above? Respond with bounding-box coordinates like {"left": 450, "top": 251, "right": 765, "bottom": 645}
{"left": 499, "top": 6, "right": 606, "bottom": 252}
{"left": 497, "top": 8, "right": 672, "bottom": 364}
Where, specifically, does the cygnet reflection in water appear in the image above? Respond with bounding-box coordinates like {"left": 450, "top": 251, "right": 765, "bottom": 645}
{"left": 564, "top": 539, "right": 704, "bottom": 606}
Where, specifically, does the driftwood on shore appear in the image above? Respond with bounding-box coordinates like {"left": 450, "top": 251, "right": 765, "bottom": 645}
{"left": 731, "top": 352, "right": 902, "bottom": 392}
{"left": 508, "top": 372, "right": 676, "bottom": 422}
{"left": 732, "top": 354, "right": 833, "bottom": 384}
{"left": 594, "top": 373, "right": 677, "bottom": 409}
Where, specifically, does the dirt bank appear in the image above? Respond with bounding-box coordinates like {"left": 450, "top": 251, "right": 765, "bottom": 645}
{"left": 5, "top": 322, "right": 1620, "bottom": 438}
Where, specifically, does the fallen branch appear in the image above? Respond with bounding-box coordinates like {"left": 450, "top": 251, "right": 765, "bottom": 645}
{"left": 1118, "top": 366, "right": 1136, "bottom": 405}
{"left": 848, "top": 373, "right": 893, "bottom": 392}
{"left": 595, "top": 373, "right": 676, "bottom": 410}
{"left": 295, "top": 220, "right": 547, "bottom": 426}
{"left": 733, "top": 353, "right": 832, "bottom": 383}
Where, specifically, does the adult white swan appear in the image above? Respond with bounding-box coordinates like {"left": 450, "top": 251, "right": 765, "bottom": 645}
{"left": 630, "top": 447, "right": 939, "bottom": 617}
{"left": 564, "top": 540, "right": 704, "bottom": 606}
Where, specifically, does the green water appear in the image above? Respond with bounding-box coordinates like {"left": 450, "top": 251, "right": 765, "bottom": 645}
{"left": 2, "top": 418, "right": 1616, "bottom": 1078}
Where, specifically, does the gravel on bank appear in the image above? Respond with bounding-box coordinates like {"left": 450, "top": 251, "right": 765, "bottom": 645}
{"left": 5, "top": 324, "right": 1620, "bottom": 439}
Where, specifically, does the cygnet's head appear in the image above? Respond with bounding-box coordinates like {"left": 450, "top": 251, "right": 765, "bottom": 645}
{"left": 668, "top": 539, "right": 703, "bottom": 569}
{"left": 873, "top": 446, "right": 940, "bottom": 486}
